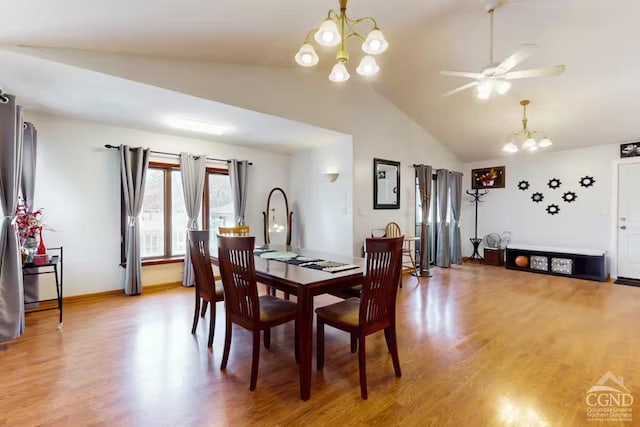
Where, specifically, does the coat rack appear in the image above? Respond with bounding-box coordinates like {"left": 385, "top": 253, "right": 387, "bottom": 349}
{"left": 466, "top": 189, "right": 488, "bottom": 261}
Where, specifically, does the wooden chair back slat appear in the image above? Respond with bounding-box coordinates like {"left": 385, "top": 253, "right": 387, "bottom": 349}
{"left": 189, "top": 230, "right": 216, "bottom": 302}
{"left": 384, "top": 222, "right": 402, "bottom": 238}
{"left": 218, "top": 236, "right": 260, "bottom": 326}
{"left": 360, "top": 237, "right": 403, "bottom": 327}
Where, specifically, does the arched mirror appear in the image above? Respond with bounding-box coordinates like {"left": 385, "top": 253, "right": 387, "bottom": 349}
{"left": 263, "top": 187, "right": 293, "bottom": 245}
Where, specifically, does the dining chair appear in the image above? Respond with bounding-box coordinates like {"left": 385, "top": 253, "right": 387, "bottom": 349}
{"left": 315, "top": 236, "right": 403, "bottom": 399}
{"left": 218, "top": 235, "right": 299, "bottom": 391}
{"left": 384, "top": 221, "right": 418, "bottom": 285}
{"left": 189, "top": 230, "right": 224, "bottom": 347}
{"left": 218, "top": 225, "right": 251, "bottom": 236}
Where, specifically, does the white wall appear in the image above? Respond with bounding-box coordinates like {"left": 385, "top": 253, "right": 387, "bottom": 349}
{"left": 290, "top": 137, "right": 354, "bottom": 256}
{"left": 19, "top": 49, "right": 463, "bottom": 255}
{"left": 28, "top": 112, "right": 291, "bottom": 297}
{"left": 461, "top": 143, "right": 625, "bottom": 276}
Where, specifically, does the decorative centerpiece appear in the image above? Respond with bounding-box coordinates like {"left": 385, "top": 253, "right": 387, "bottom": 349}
{"left": 15, "top": 200, "right": 48, "bottom": 265}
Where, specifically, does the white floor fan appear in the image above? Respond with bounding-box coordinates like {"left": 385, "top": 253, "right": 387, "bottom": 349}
{"left": 441, "top": 0, "right": 566, "bottom": 99}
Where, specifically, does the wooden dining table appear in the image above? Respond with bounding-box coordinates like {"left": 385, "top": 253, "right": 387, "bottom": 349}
{"left": 212, "top": 244, "right": 364, "bottom": 401}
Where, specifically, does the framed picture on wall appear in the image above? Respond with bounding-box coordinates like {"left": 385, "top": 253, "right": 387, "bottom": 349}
{"left": 472, "top": 166, "right": 506, "bottom": 189}
{"left": 620, "top": 142, "right": 640, "bottom": 158}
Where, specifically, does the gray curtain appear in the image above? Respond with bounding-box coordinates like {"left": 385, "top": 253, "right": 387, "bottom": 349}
{"left": 449, "top": 172, "right": 463, "bottom": 265}
{"left": 228, "top": 160, "right": 249, "bottom": 226}
{"left": 435, "top": 169, "right": 451, "bottom": 267}
{"left": 416, "top": 165, "right": 433, "bottom": 276}
{"left": 119, "top": 145, "right": 150, "bottom": 295}
{"left": 22, "top": 122, "right": 39, "bottom": 305}
{"left": 0, "top": 94, "right": 25, "bottom": 342}
{"left": 179, "top": 153, "right": 206, "bottom": 287}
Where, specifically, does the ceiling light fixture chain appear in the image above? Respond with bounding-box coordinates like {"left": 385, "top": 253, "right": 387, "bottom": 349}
{"left": 502, "top": 99, "right": 553, "bottom": 153}
{"left": 294, "top": 0, "right": 388, "bottom": 82}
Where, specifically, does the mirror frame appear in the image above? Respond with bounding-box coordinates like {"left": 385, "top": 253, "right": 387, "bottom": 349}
{"left": 373, "top": 158, "right": 401, "bottom": 209}
{"left": 262, "top": 187, "right": 293, "bottom": 245}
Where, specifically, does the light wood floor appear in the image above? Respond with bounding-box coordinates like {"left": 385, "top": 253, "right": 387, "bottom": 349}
{"left": 1, "top": 264, "right": 639, "bottom": 426}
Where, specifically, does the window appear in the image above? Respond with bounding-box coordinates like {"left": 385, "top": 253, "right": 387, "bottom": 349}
{"left": 121, "top": 162, "right": 233, "bottom": 262}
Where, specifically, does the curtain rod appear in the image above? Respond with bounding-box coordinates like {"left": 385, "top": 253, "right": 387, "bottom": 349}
{"left": 104, "top": 144, "right": 252, "bottom": 165}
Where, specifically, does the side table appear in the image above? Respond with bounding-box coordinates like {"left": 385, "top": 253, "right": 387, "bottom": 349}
{"left": 23, "top": 246, "right": 63, "bottom": 329}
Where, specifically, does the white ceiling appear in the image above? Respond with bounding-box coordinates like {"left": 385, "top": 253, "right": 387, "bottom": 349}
{"left": 0, "top": 50, "right": 346, "bottom": 153}
{"left": 2, "top": 0, "right": 640, "bottom": 161}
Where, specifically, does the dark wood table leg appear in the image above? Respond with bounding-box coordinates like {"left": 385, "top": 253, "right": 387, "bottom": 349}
{"left": 298, "top": 287, "right": 313, "bottom": 400}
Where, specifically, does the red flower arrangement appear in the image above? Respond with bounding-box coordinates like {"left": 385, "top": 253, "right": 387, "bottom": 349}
{"left": 15, "top": 199, "right": 45, "bottom": 245}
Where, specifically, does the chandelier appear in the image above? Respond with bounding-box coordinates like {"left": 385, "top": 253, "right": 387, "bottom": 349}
{"left": 294, "top": 0, "right": 388, "bottom": 82}
{"left": 502, "top": 100, "right": 553, "bottom": 153}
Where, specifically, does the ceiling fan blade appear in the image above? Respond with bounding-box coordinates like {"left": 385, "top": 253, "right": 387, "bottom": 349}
{"left": 504, "top": 65, "right": 566, "bottom": 80}
{"left": 441, "top": 70, "right": 486, "bottom": 79}
{"left": 494, "top": 44, "right": 537, "bottom": 75}
{"left": 443, "top": 81, "right": 479, "bottom": 97}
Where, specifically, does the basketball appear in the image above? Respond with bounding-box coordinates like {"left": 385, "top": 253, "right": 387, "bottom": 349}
{"left": 515, "top": 255, "right": 529, "bottom": 268}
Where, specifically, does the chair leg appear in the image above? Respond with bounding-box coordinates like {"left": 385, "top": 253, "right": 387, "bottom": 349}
{"left": 407, "top": 249, "right": 418, "bottom": 284}
{"left": 350, "top": 334, "right": 357, "bottom": 353}
{"left": 387, "top": 326, "right": 402, "bottom": 377}
{"left": 316, "top": 318, "right": 325, "bottom": 371}
{"left": 264, "top": 328, "right": 271, "bottom": 349}
{"left": 250, "top": 330, "right": 261, "bottom": 391}
{"left": 201, "top": 300, "right": 209, "bottom": 317}
{"left": 207, "top": 301, "right": 216, "bottom": 347}
{"left": 191, "top": 296, "right": 201, "bottom": 334}
{"left": 294, "top": 320, "right": 299, "bottom": 364}
{"left": 220, "top": 318, "right": 232, "bottom": 370}
{"left": 358, "top": 335, "right": 368, "bottom": 399}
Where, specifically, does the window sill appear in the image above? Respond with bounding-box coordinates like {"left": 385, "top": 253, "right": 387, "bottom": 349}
{"left": 120, "top": 257, "right": 185, "bottom": 268}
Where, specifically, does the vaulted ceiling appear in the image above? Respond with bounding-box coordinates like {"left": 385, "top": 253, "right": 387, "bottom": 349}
{"left": 2, "top": 0, "right": 639, "bottom": 161}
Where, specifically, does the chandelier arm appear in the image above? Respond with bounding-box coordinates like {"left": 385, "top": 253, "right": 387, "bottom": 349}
{"left": 303, "top": 28, "right": 318, "bottom": 44}
{"left": 327, "top": 9, "right": 340, "bottom": 21}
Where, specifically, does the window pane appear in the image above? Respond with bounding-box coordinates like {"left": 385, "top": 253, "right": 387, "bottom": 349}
{"left": 209, "top": 173, "right": 234, "bottom": 251}
{"left": 140, "top": 169, "right": 165, "bottom": 258}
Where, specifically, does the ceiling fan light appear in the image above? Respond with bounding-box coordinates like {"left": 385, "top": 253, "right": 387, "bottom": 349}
{"left": 315, "top": 19, "right": 341, "bottom": 47}
{"left": 522, "top": 137, "right": 537, "bottom": 150}
{"left": 362, "top": 29, "right": 388, "bottom": 55}
{"left": 495, "top": 79, "right": 511, "bottom": 95}
{"left": 329, "top": 62, "right": 350, "bottom": 82}
{"left": 294, "top": 43, "right": 319, "bottom": 67}
{"left": 356, "top": 55, "right": 380, "bottom": 76}
{"left": 538, "top": 137, "right": 553, "bottom": 148}
{"left": 502, "top": 142, "right": 519, "bottom": 153}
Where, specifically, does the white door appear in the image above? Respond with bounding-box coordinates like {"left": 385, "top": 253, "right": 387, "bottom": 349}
{"left": 618, "top": 163, "right": 640, "bottom": 279}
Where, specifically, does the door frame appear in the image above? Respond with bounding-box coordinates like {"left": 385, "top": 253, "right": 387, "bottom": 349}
{"left": 612, "top": 157, "right": 640, "bottom": 279}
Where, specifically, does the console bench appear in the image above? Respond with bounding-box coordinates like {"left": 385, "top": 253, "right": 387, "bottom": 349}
{"left": 505, "top": 244, "right": 607, "bottom": 282}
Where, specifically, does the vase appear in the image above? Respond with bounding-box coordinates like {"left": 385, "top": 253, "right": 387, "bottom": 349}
{"left": 37, "top": 228, "right": 47, "bottom": 255}
{"left": 23, "top": 236, "right": 38, "bottom": 263}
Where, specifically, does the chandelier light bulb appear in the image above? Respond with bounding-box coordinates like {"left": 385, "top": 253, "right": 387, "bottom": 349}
{"left": 356, "top": 55, "right": 379, "bottom": 76}
{"left": 314, "top": 19, "right": 341, "bottom": 47}
{"left": 502, "top": 142, "right": 519, "bottom": 153}
{"left": 294, "top": 43, "right": 319, "bottom": 67}
{"left": 527, "top": 145, "right": 539, "bottom": 152}
{"left": 522, "top": 138, "right": 537, "bottom": 150}
{"left": 538, "top": 137, "right": 553, "bottom": 148}
{"left": 362, "top": 29, "right": 389, "bottom": 55}
{"left": 495, "top": 79, "right": 512, "bottom": 95}
{"left": 329, "top": 62, "right": 350, "bottom": 82}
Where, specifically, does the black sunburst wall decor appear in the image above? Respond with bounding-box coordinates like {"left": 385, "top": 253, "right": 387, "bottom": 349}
{"left": 531, "top": 192, "right": 544, "bottom": 203}
{"left": 546, "top": 204, "right": 560, "bottom": 215}
{"left": 562, "top": 191, "right": 577, "bottom": 203}
{"left": 580, "top": 176, "right": 596, "bottom": 188}
{"left": 548, "top": 178, "right": 562, "bottom": 189}
{"left": 518, "top": 180, "right": 530, "bottom": 191}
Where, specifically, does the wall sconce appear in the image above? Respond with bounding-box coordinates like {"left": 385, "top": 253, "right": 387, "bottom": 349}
{"left": 323, "top": 172, "right": 340, "bottom": 182}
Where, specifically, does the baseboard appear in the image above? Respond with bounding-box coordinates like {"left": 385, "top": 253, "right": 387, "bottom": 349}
{"left": 26, "top": 281, "right": 185, "bottom": 312}
{"left": 614, "top": 277, "right": 640, "bottom": 287}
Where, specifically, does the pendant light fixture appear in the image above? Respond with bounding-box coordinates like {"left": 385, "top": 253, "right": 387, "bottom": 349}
{"left": 503, "top": 100, "right": 553, "bottom": 153}
{"left": 294, "top": 0, "right": 388, "bottom": 82}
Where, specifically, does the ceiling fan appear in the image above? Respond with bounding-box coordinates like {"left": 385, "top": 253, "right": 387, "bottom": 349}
{"left": 441, "top": 0, "right": 566, "bottom": 99}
